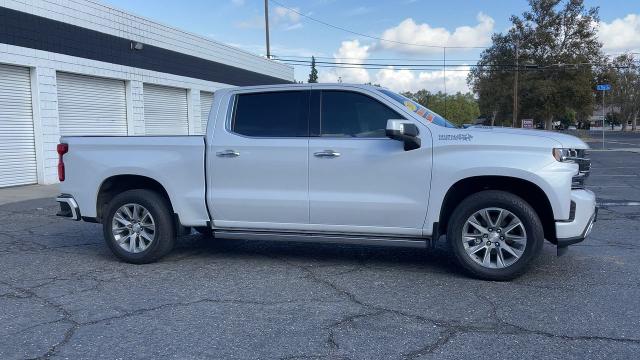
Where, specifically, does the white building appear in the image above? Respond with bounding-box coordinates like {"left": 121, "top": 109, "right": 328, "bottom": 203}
{"left": 0, "top": 0, "right": 293, "bottom": 187}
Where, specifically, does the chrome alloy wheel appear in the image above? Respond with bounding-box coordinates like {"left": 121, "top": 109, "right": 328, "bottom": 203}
{"left": 111, "top": 203, "right": 156, "bottom": 253}
{"left": 462, "top": 207, "right": 527, "bottom": 269}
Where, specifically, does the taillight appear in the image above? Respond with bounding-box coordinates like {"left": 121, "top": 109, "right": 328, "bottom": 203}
{"left": 57, "top": 143, "right": 68, "bottom": 181}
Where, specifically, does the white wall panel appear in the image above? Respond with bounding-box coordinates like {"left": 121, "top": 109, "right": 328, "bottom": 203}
{"left": 0, "top": 64, "right": 37, "bottom": 187}
{"left": 57, "top": 72, "right": 127, "bottom": 136}
{"left": 144, "top": 84, "right": 189, "bottom": 135}
{"left": 200, "top": 91, "right": 214, "bottom": 134}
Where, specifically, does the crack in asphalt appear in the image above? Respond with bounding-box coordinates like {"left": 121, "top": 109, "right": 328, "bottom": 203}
{"left": 271, "top": 256, "right": 640, "bottom": 359}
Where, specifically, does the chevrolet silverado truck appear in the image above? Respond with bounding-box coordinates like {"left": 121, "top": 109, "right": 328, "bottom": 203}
{"left": 56, "top": 84, "right": 596, "bottom": 280}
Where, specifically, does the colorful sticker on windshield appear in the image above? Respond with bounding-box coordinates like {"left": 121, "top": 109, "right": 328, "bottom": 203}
{"left": 403, "top": 100, "right": 438, "bottom": 123}
{"left": 403, "top": 100, "right": 417, "bottom": 112}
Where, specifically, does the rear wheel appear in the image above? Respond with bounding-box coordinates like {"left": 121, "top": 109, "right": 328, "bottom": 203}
{"left": 447, "top": 190, "right": 543, "bottom": 281}
{"left": 103, "top": 189, "right": 175, "bottom": 264}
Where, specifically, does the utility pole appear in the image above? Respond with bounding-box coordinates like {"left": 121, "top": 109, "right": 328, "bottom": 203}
{"left": 513, "top": 42, "right": 519, "bottom": 128}
{"left": 264, "top": 0, "right": 271, "bottom": 59}
{"left": 443, "top": 46, "right": 447, "bottom": 118}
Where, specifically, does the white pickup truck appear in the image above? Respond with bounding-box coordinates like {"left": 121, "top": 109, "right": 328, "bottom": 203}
{"left": 56, "top": 84, "right": 596, "bottom": 280}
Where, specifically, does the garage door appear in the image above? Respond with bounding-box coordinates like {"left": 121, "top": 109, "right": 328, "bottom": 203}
{"left": 200, "top": 91, "right": 214, "bottom": 134}
{"left": 0, "top": 64, "right": 37, "bottom": 187}
{"left": 57, "top": 72, "right": 127, "bottom": 136}
{"left": 144, "top": 84, "right": 188, "bottom": 135}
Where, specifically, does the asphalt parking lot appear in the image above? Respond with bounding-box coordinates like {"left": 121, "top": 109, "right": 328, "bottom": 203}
{"left": 1, "top": 143, "right": 640, "bottom": 359}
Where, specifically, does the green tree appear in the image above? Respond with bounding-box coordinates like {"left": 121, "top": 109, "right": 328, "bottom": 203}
{"left": 468, "top": 0, "right": 602, "bottom": 129}
{"left": 605, "top": 54, "right": 640, "bottom": 131}
{"left": 308, "top": 56, "right": 318, "bottom": 83}
{"left": 403, "top": 90, "right": 480, "bottom": 126}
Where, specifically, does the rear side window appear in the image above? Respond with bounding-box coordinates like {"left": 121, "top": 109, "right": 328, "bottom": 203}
{"left": 320, "top": 91, "right": 404, "bottom": 138}
{"left": 232, "top": 91, "right": 309, "bottom": 137}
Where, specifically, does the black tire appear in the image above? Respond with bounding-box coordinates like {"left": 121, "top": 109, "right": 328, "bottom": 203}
{"left": 447, "top": 190, "right": 544, "bottom": 281}
{"left": 103, "top": 189, "right": 176, "bottom": 264}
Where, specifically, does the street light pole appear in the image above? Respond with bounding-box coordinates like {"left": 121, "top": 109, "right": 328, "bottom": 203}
{"left": 602, "top": 89, "right": 605, "bottom": 149}
{"left": 264, "top": 0, "right": 271, "bottom": 59}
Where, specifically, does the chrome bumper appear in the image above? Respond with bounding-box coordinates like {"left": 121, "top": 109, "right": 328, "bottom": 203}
{"left": 56, "top": 194, "right": 80, "bottom": 221}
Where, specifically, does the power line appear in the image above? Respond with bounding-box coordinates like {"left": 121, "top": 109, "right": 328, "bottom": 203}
{"left": 277, "top": 59, "right": 637, "bottom": 72}
{"left": 273, "top": 54, "right": 483, "bottom": 62}
{"left": 269, "top": 0, "right": 488, "bottom": 49}
{"left": 278, "top": 58, "right": 478, "bottom": 67}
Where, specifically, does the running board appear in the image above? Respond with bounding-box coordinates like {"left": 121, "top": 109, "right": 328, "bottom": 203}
{"left": 213, "top": 229, "right": 429, "bottom": 248}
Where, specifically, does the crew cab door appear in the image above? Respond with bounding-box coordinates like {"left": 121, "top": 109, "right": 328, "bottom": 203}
{"left": 208, "top": 89, "right": 310, "bottom": 230}
{"left": 308, "top": 89, "right": 432, "bottom": 236}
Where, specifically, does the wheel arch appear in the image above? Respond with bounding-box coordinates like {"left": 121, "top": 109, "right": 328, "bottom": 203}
{"left": 96, "top": 174, "right": 174, "bottom": 223}
{"left": 438, "top": 175, "right": 557, "bottom": 244}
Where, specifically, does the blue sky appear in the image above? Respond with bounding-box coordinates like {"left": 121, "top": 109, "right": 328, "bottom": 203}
{"left": 105, "top": 0, "right": 640, "bottom": 93}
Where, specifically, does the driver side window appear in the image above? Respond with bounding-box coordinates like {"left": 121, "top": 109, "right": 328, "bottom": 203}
{"left": 320, "top": 90, "right": 404, "bottom": 138}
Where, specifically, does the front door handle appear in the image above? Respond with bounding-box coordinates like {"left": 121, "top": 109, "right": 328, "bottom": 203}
{"left": 216, "top": 150, "right": 240, "bottom": 158}
{"left": 313, "top": 150, "right": 341, "bottom": 158}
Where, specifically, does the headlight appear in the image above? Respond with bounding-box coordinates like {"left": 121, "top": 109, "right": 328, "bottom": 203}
{"left": 553, "top": 148, "right": 591, "bottom": 189}
{"left": 552, "top": 148, "right": 579, "bottom": 162}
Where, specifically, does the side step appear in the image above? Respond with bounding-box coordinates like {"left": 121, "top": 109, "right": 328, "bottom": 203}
{"left": 213, "top": 229, "right": 430, "bottom": 248}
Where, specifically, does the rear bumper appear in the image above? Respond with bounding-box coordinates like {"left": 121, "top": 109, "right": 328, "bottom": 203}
{"left": 56, "top": 194, "right": 81, "bottom": 221}
{"left": 555, "top": 189, "right": 597, "bottom": 249}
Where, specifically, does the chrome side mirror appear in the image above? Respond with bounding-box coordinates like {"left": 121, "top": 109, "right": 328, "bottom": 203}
{"left": 386, "top": 119, "right": 421, "bottom": 151}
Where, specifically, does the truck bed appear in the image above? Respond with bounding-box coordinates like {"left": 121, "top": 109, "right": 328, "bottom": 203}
{"left": 58, "top": 136, "right": 210, "bottom": 226}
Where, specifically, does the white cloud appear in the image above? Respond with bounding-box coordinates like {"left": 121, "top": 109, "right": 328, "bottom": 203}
{"left": 598, "top": 14, "right": 640, "bottom": 52}
{"left": 377, "top": 13, "right": 494, "bottom": 54}
{"left": 319, "top": 40, "right": 371, "bottom": 84}
{"left": 317, "top": 39, "right": 472, "bottom": 93}
{"left": 231, "top": 0, "right": 245, "bottom": 6}
{"left": 235, "top": 16, "right": 263, "bottom": 29}
{"left": 274, "top": 6, "right": 301, "bottom": 24}
{"left": 235, "top": 5, "right": 303, "bottom": 30}
{"left": 374, "top": 66, "right": 471, "bottom": 93}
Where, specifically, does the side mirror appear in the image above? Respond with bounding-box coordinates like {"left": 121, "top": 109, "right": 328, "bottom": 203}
{"left": 386, "top": 120, "right": 421, "bottom": 151}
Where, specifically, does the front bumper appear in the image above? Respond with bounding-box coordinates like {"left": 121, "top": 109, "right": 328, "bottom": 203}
{"left": 56, "top": 194, "right": 81, "bottom": 221}
{"left": 555, "top": 189, "right": 597, "bottom": 250}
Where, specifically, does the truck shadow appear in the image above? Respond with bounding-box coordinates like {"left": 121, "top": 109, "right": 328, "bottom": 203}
{"left": 175, "top": 234, "right": 464, "bottom": 277}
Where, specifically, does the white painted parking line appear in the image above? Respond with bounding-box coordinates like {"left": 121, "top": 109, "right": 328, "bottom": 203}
{"left": 598, "top": 202, "right": 640, "bottom": 206}
{"left": 592, "top": 167, "right": 640, "bottom": 170}
{"left": 606, "top": 140, "right": 640, "bottom": 146}
{"left": 590, "top": 174, "right": 637, "bottom": 177}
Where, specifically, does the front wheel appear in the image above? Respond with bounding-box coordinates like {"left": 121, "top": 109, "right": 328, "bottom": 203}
{"left": 103, "top": 189, "right": 176, "bottom": 264}
{"left": 447, "top": 190, "right": 544, "bottom": 281}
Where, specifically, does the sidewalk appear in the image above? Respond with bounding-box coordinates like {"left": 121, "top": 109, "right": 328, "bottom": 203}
{"left": 0, "top": 184, "right": 59, "bottom": 205}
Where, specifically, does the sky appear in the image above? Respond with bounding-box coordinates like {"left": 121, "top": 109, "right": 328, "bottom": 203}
{"left": 104, "top": 0, "right": 640, "bottom": 93}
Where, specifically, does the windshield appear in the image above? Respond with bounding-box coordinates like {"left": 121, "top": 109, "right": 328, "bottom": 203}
{"left": 378, "top": 89, "right": 457, "bottom": 128}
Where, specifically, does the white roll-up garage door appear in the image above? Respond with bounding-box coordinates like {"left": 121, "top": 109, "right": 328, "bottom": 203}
{"left": 144, "top": 84, "right": 188, "bottom": 135}
{"left": 200, "top": 91, "right": 214, "bottom": 134}
{"left": 0, "top": 64, "right": 37, "bottom": 187}
{"left": 57, "top": 72, "right": 127, "bottom": 136}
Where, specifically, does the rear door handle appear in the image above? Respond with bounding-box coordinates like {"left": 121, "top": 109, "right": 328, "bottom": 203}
{"left": 313, "top": 150, "right": 341, "bottom": 158}
{"left": 216, "top": 150, "right": 240, "bottom": 158}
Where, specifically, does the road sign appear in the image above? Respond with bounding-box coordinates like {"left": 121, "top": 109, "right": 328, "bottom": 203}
{"left": 596, "top": 84, "right": 611, "bottom": 91}
{"left": 521, "top": 119, "right": 534, "bottom": 129}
